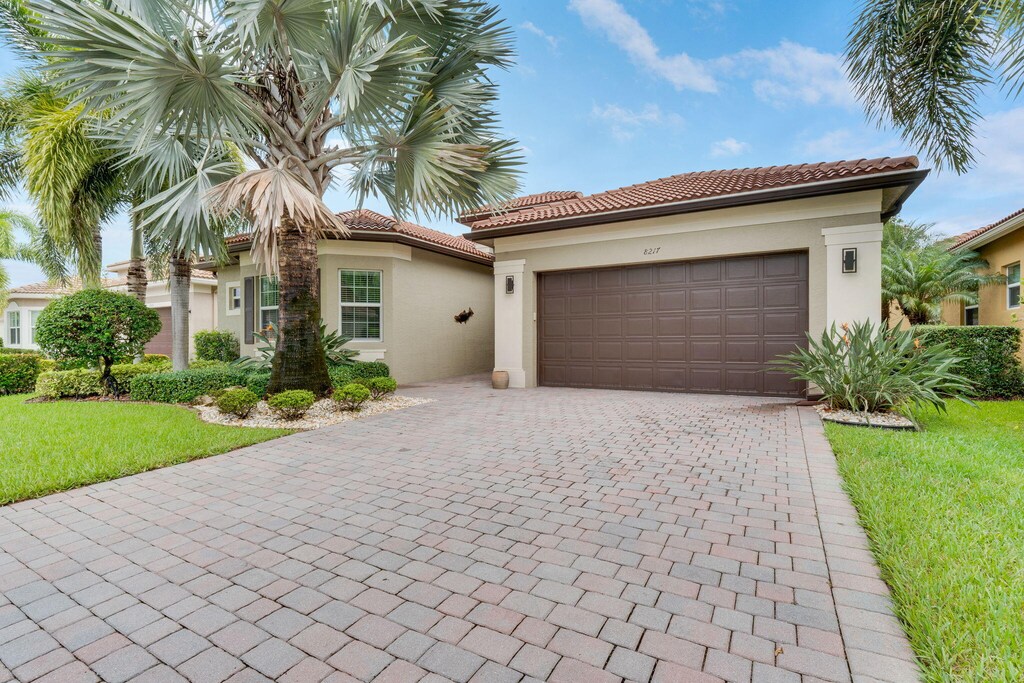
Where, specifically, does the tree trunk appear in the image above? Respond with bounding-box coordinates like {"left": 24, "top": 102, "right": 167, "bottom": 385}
{"left": 127, "top": 210, "right": 147, "bottom": 303}
{"left": 268, "top": 219, "right": 331, "bottom": 396}
{"left": 169, "top": 251, "right": 191, "bottom": 371}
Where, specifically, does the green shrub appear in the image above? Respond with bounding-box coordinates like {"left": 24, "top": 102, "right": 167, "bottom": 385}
{"left": 244, "top": 371, "right": 271, "bottom": 399}
{"left": 914, "top": 326, "right": 1024, "bottom": 399}
{"left": 38, "top": 358, "right": 56, "bottom": 373}
{"left": 216, "top": 388, "right": 260, "bottom": 418}
{"left": 0, "top": 347, "right": 39, "bottom": 355}
{"left": 329, "top": 361, "right": 391, "bottom": 389}
{"left": 333, "top": 383, "right": 370, "bottom": 411}
{"left": 143, "top": 354, "right": 170, "bottom": 364}
{"left": 109, "top": 362, "right": 170, "bottom": 394}
{"left": 0, "top": 354, "right": 42, "bottom": 395}
{"left": 36, "top": 369, "right": 104, "bottom": 399}
{"left": 131, "top": 367, "right": 249, "bottom": 403}
{"left": 189, "top": 359, "right": 227, "bottom": 370}
{"left": 268, "top": 390, "right": 316, "bottom": 420}
{"left": 35, "top": 290, "right": 161, "bottom": 390}
{"left": 772, "top": 320, "right": 974, "bottom": 415}
{"left": 363, "top": 376, "right": 397, "bottom": 399}
{"left": 194, "top": 330, "right": 241, "bottom": 362}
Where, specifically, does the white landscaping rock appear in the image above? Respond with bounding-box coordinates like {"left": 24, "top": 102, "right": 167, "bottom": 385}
{"left": 195, "top": 394, "right": 431, "bottom": 430}
{"left": 815, "top": 404, "right": 917, "bottom": 430}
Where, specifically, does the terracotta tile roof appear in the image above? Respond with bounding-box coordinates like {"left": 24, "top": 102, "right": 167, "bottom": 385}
{"left": 457, "top": 191, "right": 584, "bottom": 225}
{"left": 950, "top": 207, "right": 1024, "bottom": 249}
{"left": 465, "top": 156, "right": 921, "bottom": 232}
{"left": 8, "top": 268, "right": 215, "bottom": 296}
{"left": 224, "top": 209, "right": 492, "bottom": 262}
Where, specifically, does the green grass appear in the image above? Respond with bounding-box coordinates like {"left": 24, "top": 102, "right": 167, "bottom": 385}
{"left": 825, "top": 402, "right": 1024, "bottom": 682}
{"left": 0, "top": 395, "right": 291, "bottom": 505}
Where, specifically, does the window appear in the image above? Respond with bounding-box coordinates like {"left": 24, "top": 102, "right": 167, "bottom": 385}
{"left": 259, "top": 276, "right": 279, "bottom": 332}
{"left": 29, "top": 310, "right": 41, "bottom": 344}
{"left": 1008, "top": 263, "right": 1021, "bottom": 309}
{"left": 964, "top": 305, "right": 979, "bottom": 326}
{"left": 7, "top": 310, "right": 20, "bottom": 346}
{"left": 227, "top": 283, "right": 242, "bottom": 316}
{"left": 340, "top": 270, "right": 382, "bottom": 340}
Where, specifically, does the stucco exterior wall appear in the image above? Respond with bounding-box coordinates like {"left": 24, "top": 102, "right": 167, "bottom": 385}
{"left": 941, "top": 228, "right": 1024, "bottom": 329}
{"left": 216, "top": 241, "right": 493, "bottom": 384}
{"left": 485, "top": 190, "right": 886, "bottom": 388}
{"left": 2, "top": 296, "right": 50, "bottom": 350}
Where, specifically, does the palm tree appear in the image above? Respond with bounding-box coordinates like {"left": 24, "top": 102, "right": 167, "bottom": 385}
{"left": 0, "top": 207, "right": 70, "bottom": 309}
{"left": 30, "top": 0, "right": 522, "bottom": 395}
{"left": 845, "top": 1, "right": 1024, "bottom": 173}
{"left": 882, "top": 218, "right": 1001, "bottom": 325}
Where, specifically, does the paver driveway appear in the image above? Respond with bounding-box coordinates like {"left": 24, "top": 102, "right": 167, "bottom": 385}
{"left": 0, "top": 378, "right": 919, "bottom": 683}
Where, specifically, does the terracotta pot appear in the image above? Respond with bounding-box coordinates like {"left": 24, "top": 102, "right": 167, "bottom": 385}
{"left": 491, "top": 370, "right": 509, "bottom": 390}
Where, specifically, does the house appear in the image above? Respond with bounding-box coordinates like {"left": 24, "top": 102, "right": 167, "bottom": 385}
{"left": 206, "top": 209, "right": 494, "bottom": 384}
{"left": 462, "top": 156, "right": 927, "bottom": 396}
{"left": 941, "top": 208, "right": 1024, "bottom": 327}
{"left": 2, "top": 262, "right": 218, "bottom": 357}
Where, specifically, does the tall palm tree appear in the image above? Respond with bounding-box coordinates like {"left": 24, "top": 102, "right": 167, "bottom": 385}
{"left": 846, "top": 1, "right": 1024, "bottom": 173}
{"left": 0, "top": 207, "right": 70, "bottom": 309}
{"left": 882, "top": 218, "right": 1001, "bottom": 324}
{"left": 30, "top": 0, "right": 522, "bottom": 395}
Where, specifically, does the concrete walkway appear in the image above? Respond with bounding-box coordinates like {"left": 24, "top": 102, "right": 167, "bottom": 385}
{"left": 0, "top": 377, "right": 918, "bottom": 682}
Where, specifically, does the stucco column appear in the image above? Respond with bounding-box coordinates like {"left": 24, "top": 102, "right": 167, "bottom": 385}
{"left": 493, "top": 259, "right": 526, "bottom": 388}
{"left": 821, "top": 223, "right": 883, "bottom": 329}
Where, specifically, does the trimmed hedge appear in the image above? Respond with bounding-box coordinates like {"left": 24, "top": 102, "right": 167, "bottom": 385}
{"left": 329, "top": 361, "right": 391, "bottom": 388}
{"left": 194, "top": 331, "right": 240, "bottom": 362}
{"left": 268, "top": 390, "right": 315, "bottom": 420}
{"left": 0, "top": 347, "right": 39, "bottom": 355}
{"left": 244, "top": 371, "right": 271, "bottom": 399}
{"left": 0, "top": 354, "right": 42, "bottom": 395}
{"left": 334, "top": 383, "right": 370, "bottom": 411}
{"left": 216, "top": 388, "right": 259, "bottom": 418}
{"left": 915, "top": 325, "right": 1024, "bottom": 399}
{"left": 189, "top": 359, "right": 228, "bottom": 370}
{"left": 130, "top": 367, "right": 249, "bottom": 403}
{"left": 35, "top": 362, "right": 172, "bottom": 399}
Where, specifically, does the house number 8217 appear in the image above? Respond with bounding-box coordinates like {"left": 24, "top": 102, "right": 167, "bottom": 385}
{"left": 643, "top": 247, "right": 661, "bottom": 255}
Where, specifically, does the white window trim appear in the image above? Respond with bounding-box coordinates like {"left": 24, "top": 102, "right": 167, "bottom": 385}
{"left": 7, "top": 309, "right": 21, "bottom": 347}
{"left": 226, "top": 281, "right": 241, "bottom": 316}
{"left": 27, "top": 309, "right": 43, "bottom": 347}
{"left": 259, "top": 276, "right": 279, "bottom": 332}
{"left": 339, "top": 269, "right": 383, "bottom": 342}
{"left": 964, "top": 304, "right": 979, "bottom": 326}
{"left": 1007, "top": 263, "right": 1021, "bottom": 310}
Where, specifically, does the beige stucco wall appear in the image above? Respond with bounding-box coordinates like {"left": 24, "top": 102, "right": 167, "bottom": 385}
{"left": 216, "top": 241, "right": 493, "bottom": 384}
{"left": 941, "top": 228, "right": 1024, "bottom": 329}
{"left": 483, "top": 190, "right": 886, "bottom": 388}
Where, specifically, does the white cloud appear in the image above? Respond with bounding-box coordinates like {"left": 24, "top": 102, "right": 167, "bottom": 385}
{"left": 569, "top": 0, "right": 717, "bottom": 92}
{"left": 710, "top": 137, "right": 750, "bottom": 157}
{"left": 688, "top": 0, "right": 728, "bottom": 18}
{"left": 592, "top": 103, "right": 684, "bottom": 141}
{"left": 520, "top": 21, "right": 560, "bottom": 51}
{"left": 795, "top": 128, "right": 897, "bottom": 160}
{"left": 718, "top": 40, "right": 855, "bottom": 108}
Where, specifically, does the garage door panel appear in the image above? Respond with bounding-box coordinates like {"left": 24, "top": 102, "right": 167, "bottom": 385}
{"left": 538, "top": 252, "right": 807, "bottom": 397}
{"left": 145, "top": 308, "right": 173, "bottom": 357}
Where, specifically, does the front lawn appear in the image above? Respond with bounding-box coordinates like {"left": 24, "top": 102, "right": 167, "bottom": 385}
{"left": 0, "top": 395, "right": 291, "bottom": 504}
{"left": 825, "top": 401, "right": 1024, "bottom": 682}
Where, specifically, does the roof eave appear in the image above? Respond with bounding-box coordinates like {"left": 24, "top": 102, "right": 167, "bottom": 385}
{"left": 952, "top": 212, "right": 1024, "bottom": 251}
{"left": 465, "top": 168, "right": 930, "bottom": 242}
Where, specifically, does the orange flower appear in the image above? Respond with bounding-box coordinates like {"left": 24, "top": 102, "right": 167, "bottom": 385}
{"left": 914, "top": 338, "right": 921, "bottom": 349}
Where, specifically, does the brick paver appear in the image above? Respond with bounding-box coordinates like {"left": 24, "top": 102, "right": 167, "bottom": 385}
{"left": 0, "top": 377, "right": 919, "bottom": 682}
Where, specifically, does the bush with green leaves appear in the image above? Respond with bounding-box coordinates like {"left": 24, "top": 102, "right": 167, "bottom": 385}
{"left": 244, "top": 371, "right": 271, "bottom": 399}
{"left": 216, "top": 388, "right": 260, "bottom": 418}
{"left": 773, "top": 320, "right": 974, "bottom": 415}
{"left": 36, "top": 369, "right": 104, "bottom": 399}
{"left": 914, "top": 326, "right": 1024, "bottom": 399}
{"left": 333, "top": 383, "right": 370, "bottom": 411}
{"left": 0, "top": 354, "right": 41, "bottom": 395}
{"left": 34, "top": 290, "right": 161, "bottom": 392}
{"left": 268, "top": 390, "right": 316, "bottom": 420}
{"left": 330, "top": 361, "right": 391, "bottom": 389}
{"left": 358, "top": 377, "right": 397, "bottom": 399}
{"left": 234, "top": 321, "right": 358, "bottom": 372}
{"left": 194, "top": 330, "right": 240, "bottom": 362}
{"left": 189, "top": 359, "right": 228, "bottom": 370}
{"left": 143, "top": 354, "right": 170, "bottom": 364}
{"left": 0, "top": 347, "right": 39, "bottom": 355}
{"left": 131, "top": 367, "right": 249, "bottom": 403}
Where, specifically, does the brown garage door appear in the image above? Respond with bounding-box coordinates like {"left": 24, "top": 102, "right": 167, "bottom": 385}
{"left": 145, "top": 308, "right": 173, "bottom": 357}
{"left": 538, "top": 252, "right": 808, "bottom": 396}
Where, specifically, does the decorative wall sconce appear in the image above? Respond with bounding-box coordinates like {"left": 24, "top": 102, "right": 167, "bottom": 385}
{"left": 505, "top": 275, "right": 515, "bottom": 294}
{"left": 842, "top": 247, "right": 857, "bottom": 274}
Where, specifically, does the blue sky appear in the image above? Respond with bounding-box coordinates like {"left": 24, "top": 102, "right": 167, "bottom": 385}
{"left": 3, "top": 0, "right": 1024, "bottom": 287}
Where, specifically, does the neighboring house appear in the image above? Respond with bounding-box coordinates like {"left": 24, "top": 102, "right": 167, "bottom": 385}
{"left": 2, "top": 262, "right": 218, "bottom": 357}
{"left": 462, "top": 156, "right": 927, "bottom": 396}
{"left": 942, "top": 208, "right": 1024, "bottom": 327}
{"left": 206, "top": 209, "right": 494, "bottom": 384}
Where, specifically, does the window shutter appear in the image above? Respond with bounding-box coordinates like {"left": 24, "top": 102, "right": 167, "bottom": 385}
{"left": 243, "top": 277, "right": 255, "bottom": 344}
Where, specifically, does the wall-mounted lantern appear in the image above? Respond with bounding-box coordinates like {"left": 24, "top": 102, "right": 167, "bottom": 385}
{"left": 842, "top": 247, "right": 857, "bottom": 274}
{"left": 505, "top": 275, "right": 515, "bottom": 294}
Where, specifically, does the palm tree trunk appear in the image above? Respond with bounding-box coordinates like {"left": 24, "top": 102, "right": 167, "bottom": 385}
{"left": 126, "top": 208, "right": 147, "bottom": 303}
{"left": 268, "top": 219, "right": 331, "bottom": 396}
{"left": 169, "top": 251, "right": 191, "bottom": 371}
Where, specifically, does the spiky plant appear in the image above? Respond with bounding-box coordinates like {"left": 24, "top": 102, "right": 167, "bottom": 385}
{"left": 27, "top": 0, "right": 522, "bottom": 395}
